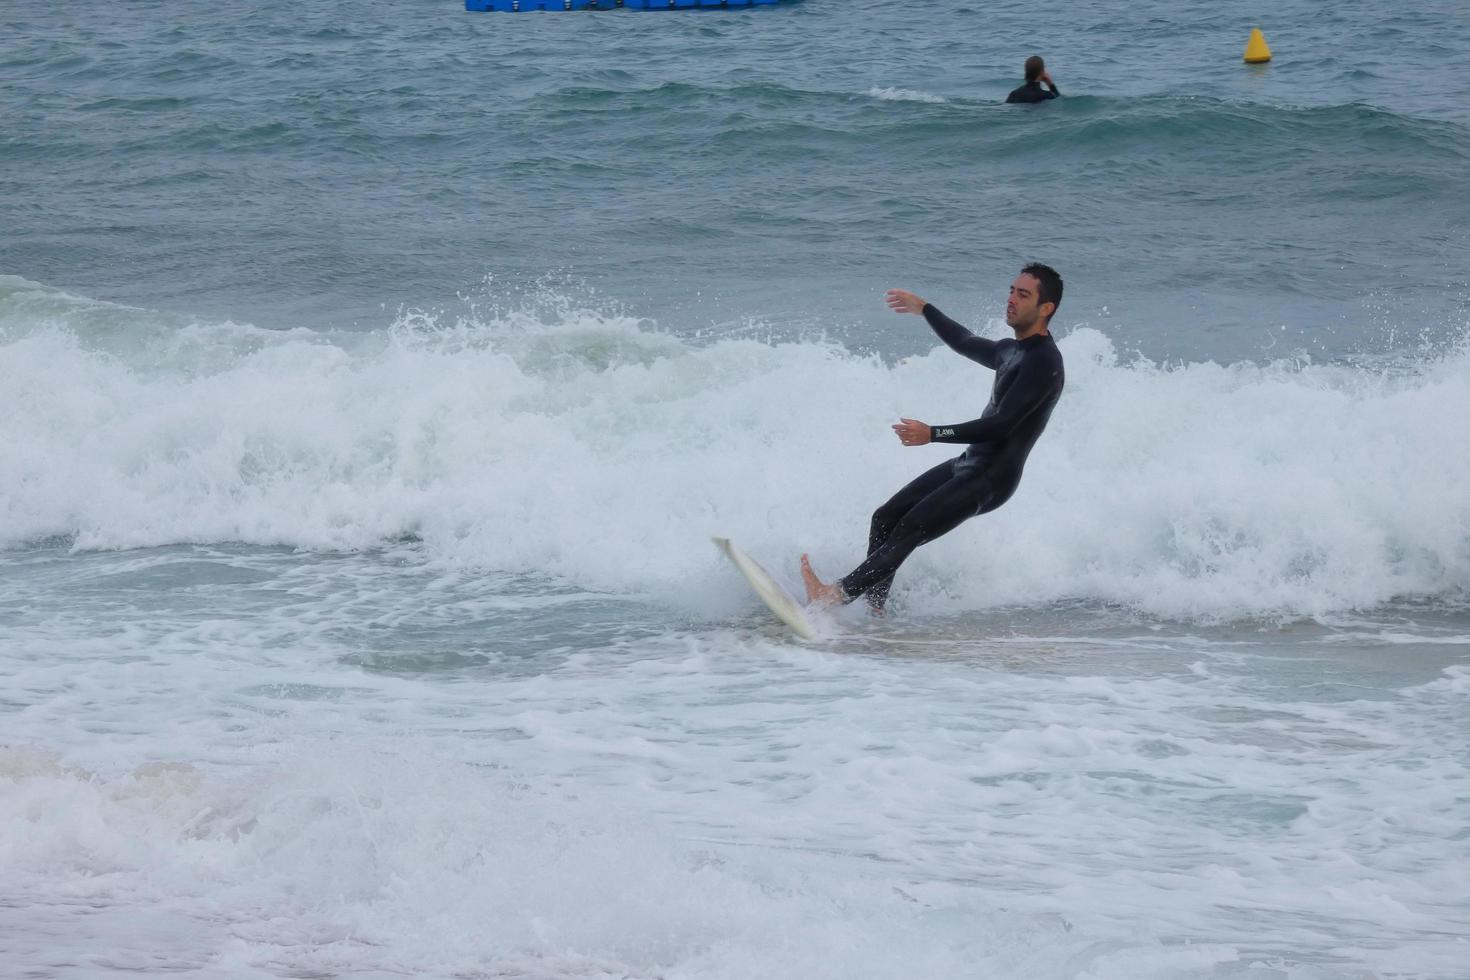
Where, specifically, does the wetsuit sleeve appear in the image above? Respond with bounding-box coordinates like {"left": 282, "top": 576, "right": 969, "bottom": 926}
{"left": 1045, "top": 82, "right": 1060, "bottom": 99}
{"left": 929, "top": 351, "right": 1060, "bottom": 444}
{"left": 922, "top": 304, "right": 1000, "bottom": 368}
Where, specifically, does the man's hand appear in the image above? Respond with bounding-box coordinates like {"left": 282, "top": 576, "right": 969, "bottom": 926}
{"left": 885, "top": 289, "right": 927, "bottom": 315}
{"left": 1040, "top": 70, "right": 1056, "bottom": 87}
{"left": 892, "top": 417, "right": 931, "bottom": 446}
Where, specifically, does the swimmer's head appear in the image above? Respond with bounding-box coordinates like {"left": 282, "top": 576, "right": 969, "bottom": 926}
{"left": 1006, "top": 263, "right": 1063, "bottom": 330}
{"left": 1024, "top": 56, "right": 1046, "bottom": 82}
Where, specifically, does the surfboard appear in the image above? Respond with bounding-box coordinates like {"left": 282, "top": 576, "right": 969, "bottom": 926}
{"left": 711, "top": 537, "right": 819, "bottom": 641}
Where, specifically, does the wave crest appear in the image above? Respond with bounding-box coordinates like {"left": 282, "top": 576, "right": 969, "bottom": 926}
{"left": 2, "top": 284, "right": 1467, "bottom": 620}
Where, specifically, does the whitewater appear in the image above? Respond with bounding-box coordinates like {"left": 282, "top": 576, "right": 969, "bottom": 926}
{"left": 4, "top": 0, "right": 1470, "bottom": 976}
{"left": 3, "top": 274, "right": 1469, "bottom": 978}
{"left": 4, "top": 276, "right": 1468, "bottom": 619}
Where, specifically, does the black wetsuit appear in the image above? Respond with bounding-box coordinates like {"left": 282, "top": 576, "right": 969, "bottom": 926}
{"left": 1005, "top": 80, "right": 1060, "bottom": 104}
{"left": 837, "top": 304, "right": 1064, "bottom": 606}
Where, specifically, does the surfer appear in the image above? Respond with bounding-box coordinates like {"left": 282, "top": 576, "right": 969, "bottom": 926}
{"left": 801, "top": 264, "right": 1065, "bottom": 612}
{"left": 1005, "top": 56, "right": 1060, "bottom": 104}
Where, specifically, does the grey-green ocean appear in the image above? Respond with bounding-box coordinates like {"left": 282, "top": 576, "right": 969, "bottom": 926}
{"left": 2, "top": 2, "right": 1467, "bottom": 978}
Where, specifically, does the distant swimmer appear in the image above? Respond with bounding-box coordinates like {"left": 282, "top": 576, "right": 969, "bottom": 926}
{"left": 801, "top": 265, "right": 1066, "bottom": 612}
{"left": 1005, "top": 55, "right": 1061, "bottom": 104}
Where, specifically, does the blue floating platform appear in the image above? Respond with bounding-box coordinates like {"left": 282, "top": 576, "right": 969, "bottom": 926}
{"left": 467, "top": 0, "right": 781, "bottom": 10}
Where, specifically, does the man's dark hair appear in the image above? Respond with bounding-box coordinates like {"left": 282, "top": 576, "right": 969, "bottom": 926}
{"left": 1024, "top": 56, "right": 1046, "bottom": 82}
{"left": 1022, "top": 263, "right": 1063, "bottom": 317}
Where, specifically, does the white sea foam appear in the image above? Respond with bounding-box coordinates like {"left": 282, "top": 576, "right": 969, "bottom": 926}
{"left": 2, "top": 277, "right": 1468, "bottom": 620}
{"left": 866, "top": 85, "right": 947, "bottom": 103}
{"left": 1, "top": 331, "right": 1464, "bottom": 978}
{"left": 6, "top": 629, "right": 1461, "bottom": 979}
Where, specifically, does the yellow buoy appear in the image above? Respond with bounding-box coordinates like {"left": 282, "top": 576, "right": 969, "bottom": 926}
{"left": 1244, "top": 27, "right": 1272, "bottom": 64}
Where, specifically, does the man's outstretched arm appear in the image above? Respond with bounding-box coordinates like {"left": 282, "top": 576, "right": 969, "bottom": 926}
{"left": 885, "top": 289, "right": 1000, "bottom": 368}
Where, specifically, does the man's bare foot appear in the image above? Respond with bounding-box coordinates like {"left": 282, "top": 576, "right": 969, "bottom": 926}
{"left": 800, "top": 554, "right": 844, "bottom": 606}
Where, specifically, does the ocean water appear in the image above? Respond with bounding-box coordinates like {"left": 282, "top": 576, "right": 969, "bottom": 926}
{"left": 2, "top": 1, "right": 1468, "bottom": 978}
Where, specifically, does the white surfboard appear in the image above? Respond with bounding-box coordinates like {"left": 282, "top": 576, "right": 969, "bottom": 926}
{"left": 712, "top": 537, "right": 819, "bottom": 641}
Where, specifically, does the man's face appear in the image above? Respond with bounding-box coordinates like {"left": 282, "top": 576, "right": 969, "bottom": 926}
{"left": 1005, "top": 273, "right": 1047, "bottom": 329}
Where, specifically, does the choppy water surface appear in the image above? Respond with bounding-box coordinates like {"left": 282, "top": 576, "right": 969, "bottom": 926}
{"left": 2, "top": 1, "right": 1468, "bottom": 977}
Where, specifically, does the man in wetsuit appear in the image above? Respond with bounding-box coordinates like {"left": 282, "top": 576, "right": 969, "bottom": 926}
{"left": 1005, "top": 56, "right": 1060, "bottom": 104}
{"left": 801, "top": 264, "right": 1065, "bottom": 610}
